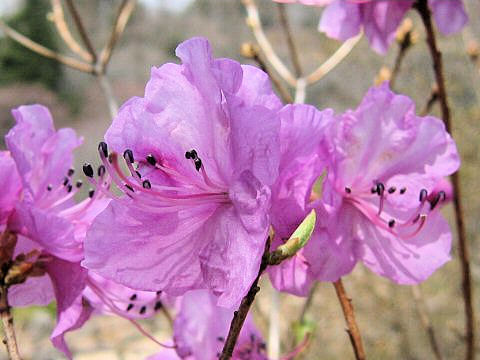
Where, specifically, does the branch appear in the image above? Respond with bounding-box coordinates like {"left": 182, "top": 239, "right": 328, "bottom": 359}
{"left": 0, "top": 19, "right": 93, "bottom": 73}
{"left": 276, "top": 3, "right": 302, "bottom": 77}
{"left": 49, "top": 0, "right": 93, "bottom": 62}
{"left": 415, "top": 3, "right": 475, "bottom": 360}
{"left": 219, "top": 238, "right": 271, "bottom": 360}
{"left": 411, "top": 285, "right": 444, "bottom": 360}
{"left": 333, "top": 279, "right": 366, "bottom": 360}
{"left": 99, "top": 0, "right": 136, "bottom": 73}
{"left": 64, "top": 0, "right": 97, "bottom": 62}
{"left": 242, "top": 0, "right": 296, "bottom": 87}
{"left": 305, "top": 33, "right": 361, "bottom": 85}
{"left": 0, "top": 286, "right": 21, "bottom": 360}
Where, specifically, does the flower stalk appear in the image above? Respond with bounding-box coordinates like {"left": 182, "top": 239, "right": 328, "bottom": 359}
{"left": 415, "top": 2, "right": 475, "bottom": 359}
{"left": 0, "top": 286, "right": 21, "bottom": 360}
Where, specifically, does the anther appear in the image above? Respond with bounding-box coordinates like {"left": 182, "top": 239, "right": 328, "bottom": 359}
{"left": 83, "top": 163, "right": 94, "bottom": 178}
{"left": 371, "top": 186, "right": 378, "bottom": 194}
{"left": 185, "top": 151, "right": 192, "bottom": 159}
{"left": 88, "top": 189, "right": 95, "bottom": 198}
{"left": 67, "top": 184, "right": 73, "bottom": 193}
{"left": 63, "top": 177, "right": 69, "bottom": 186}
{"left": 190, "top": 149, "right": 198, "bottom": 159}
{"left": 126, "top": 303, "right": 134, "bottom": 312}
{"left": 47, "top": 184, "right": 52, "bottom": 191}
{"left": 125, "top": 184, "right": 134, "bottom": 192}
{"left": 139, "top": 306, "right": 146, "bottom": 315}
{"left": 376, "top": 182, "right": 385, "bottom": 196}
{"left": 154, "top": 301, "right": 163, "bottom": 311}
{"left": 194, "top": 158, "right": 202, "bottom": 171}
{"left": 400, "top": 187, "right": 407, "bottom": 194}
{"left": 429, "top": 190, "right": 446, "bottom": 210}
{"left": 98, "top": 142, "right": 108, "bottom": 158}
{"left": 345, "top": 187, "right": 352, "bottom": 194}
{"left": 156, "top": 291, "right": 162, "bottom": 296}
{"left": 67, "top": 168, "right": 75, "bottom": 177}
{"left": 217, "top": 337, "right": 225, "bottom": 342}
{"left": 135, "top": 171, "right": 141, "bottom": 178}
{"left": 76, "top": 180, "right": 83, "bottom": 188}
{"left": 97, "top": 165, "right": 106, "bottom": 177}
{"left": 130, "top": 294, "right": 137, "bottom": 301}
{"left": 142, "top": 180, "right": 151, "bottom": 189}
{"left": 123, "top": 149, "right": 134, "bottom": 163}
{"left": 388, "top": 219, "right": 395, "bottom": 228}
{"left": 419, "top": 189, "right": 428, "bottom": 202}
{"left": 388, "top": 186, "right": 396, "bottom": 194}
{"left": 146, "top": 154, "right": 157, "bottom": 166}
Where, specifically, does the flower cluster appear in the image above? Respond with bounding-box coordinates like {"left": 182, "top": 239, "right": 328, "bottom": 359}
{"left": 274, "top": 0, "right": 468, "bottom": 54}
{"left": 0, "top": 37, "right": 459, "bottom": 358}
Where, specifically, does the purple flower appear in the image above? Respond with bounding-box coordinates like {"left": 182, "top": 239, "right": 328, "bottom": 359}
{"left": 0, "top": 152, "right": 22, "bottom": 230}
{"left": 159, "top": 290, "right": 266, "bottom": 360}
{"left": 267, "top": 104, "right": 333, "bottom": 296}
{"left": 306, "top": 83, "right": 460, "bottom": 284}
{"left": 83, "top": 37, "right": 282, "bottom": 307}
{"left": 276, "top": 0, "right": 468, "bottom": 54}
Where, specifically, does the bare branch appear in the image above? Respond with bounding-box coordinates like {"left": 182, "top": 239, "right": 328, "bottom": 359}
{"left": 99, "top": 0, "right": 137, "bottom": 72}
{"left": 0, "top": 286, "right": 21, "bottom": 360}
{"left": 64, "top": 0, "right": 97, "bottom": 62}
{"left": 0, "top": 19, "right": 93, "bottom": 73}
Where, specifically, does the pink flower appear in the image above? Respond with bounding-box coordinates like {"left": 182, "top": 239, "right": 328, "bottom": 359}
{"left": 149, "top": 290, "right": 267, "bottom": 360}
{"left": 0, "top": 152, "right": 22, "bottom": 230}
{"left": 275, "top": 0, "right": 468, "bottom": 54}
{"left": 83, "top": 37, "right": 283, "bottom": 307}
{"left": 307, "top": 83, "right": 460, "bottom": 284}
{"left": 268, "top": 104, "right": 333, "bottom": 296}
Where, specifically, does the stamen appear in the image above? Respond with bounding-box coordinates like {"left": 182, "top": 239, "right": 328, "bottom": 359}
{"left": 139, "top": 306, "right": 146, "bottom": 315}
{"left": 97, "top": 165, "right": 106, "bottom": 177}
{"left": 126, "top": 303, "right": 134, "bottom": 312}
{"left": 63, "top": 177, "right": 69, "bottom": 186}
{"left": 146, "top": 154, "right": 157, "bottom": 166}
{"left": 130, "top": 294, "right": 137, "bottom": 301}
{"left": 419, "top": 189, "right": 428, "bottom": 202}
{"left": 47, "top": 184, "right": 52, "bottom": 191}
{"left": 194, "top": 158, "right": 202, "bottom": 171}
{"left": 67, "top": 184, "right": 73, "bottom": 193}
{"left": 123, "top": 149, "right": 134, "bottom": 163}
{"left": 99, "top": 141, "right": 108, "bottom": 158}
{"left": 154, "top": 301, "right": 162, "bottom": 311}
{"left": 76, "top": 180, "right": 83, "bottom": 188}
{"left": 88, "top": 189, "right": 95, "bottom": 198}
{"left": 400, "top": 187, "right": 407, "bottom": 194}
{"left": 376, "top": 182, "right": 385, "bottom": 196}
{"left": 388, "top": 186, "right": 396, "bottom": 194}
{"left": 83, "top": 163, "right": 94, "bottom": 178}
{"left": 67, "top": 168, "right": 75, "bottom": 177}
{"left": 125, "top": 184, "right": 134, "bottom": 192}
{"left": 345, "top": 187, "right": 352, "bottom": 194}
{"left": 142, "top": 180, "right": 151, "bottom": 189}
{"left": 429, "top": 190, "right": 446, "bottom": 210}
{"left": 388, "top": 219, "right": 395, "bottom": 228}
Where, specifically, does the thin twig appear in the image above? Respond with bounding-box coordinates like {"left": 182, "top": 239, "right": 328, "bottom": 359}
{"left": 97, "top": 73, "right": 119, "bottom": 118}
{"left": 299, "top": 282, "right": 318, "bottom": 325}
{"left": 99, "top": 0, "right": 136, "bottom": 73}
{"left": 420, "top": 85, "right": 439, "bottom": 116}
{"left": 390, "top": 44, "right": 408, "bottom": 90}
{"left": 242, "top": 0, "right": 296, "bottom": 87}
{"left": 64, "top": 0, "right": 97, "bottom": 63}
{"left": 0, "top": 286, "right": 21, "bottom": 360}
{"left": 333, "top": 279, "right": 366, "bottom": 360}
{"left": 276, "top": 3, "right": 302, "bottom": 77}
{"left": 0, "top": 19, "right": 93, "bottom": 73}
{"left": 411, "top": 285, "right": 444, "bottom": 360}
{"left": 49, "top": 0, "right": 93, "bottom": 62}
{"left": 219, "top": 238, "right": 271, "bottom": 360}
{"left": 305, "top": 33, "right": 361, "bottom": 85}
{"left": 415, "top": 3, "right": 475, "bottom": 360}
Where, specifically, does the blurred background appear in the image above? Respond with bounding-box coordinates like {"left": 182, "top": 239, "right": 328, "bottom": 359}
{"left": 0, "top": 0, "right": 479, "bottom": 359}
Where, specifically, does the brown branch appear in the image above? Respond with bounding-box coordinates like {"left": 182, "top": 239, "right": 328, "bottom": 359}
{"left": 411, "top": 285, "right": 444, "bottom": 360}
{"left": 0, "top": 19, "right": 93, "bottom": 73}
{"left": 0, "top": 286, "right": 21, "bottom": 360}
{"left": 276, "top": 3, "right": 302, "bottom": 77}
{"left": 99, "top": 0, "right": 136, "bottom": 73}
{"left": 49, "top": 0, "right": 93, "bottom": 62}
{"left": 219, "top": 238, "right": 271, "bottom": 360}
{"left": 64, "top": 0, "right": 97, "bottom": 63}
{"left": 333, "top": 279, "right": 366, "bottom": 360}
{"left": 415, "top": 2, "right": 475, "bottom": 360}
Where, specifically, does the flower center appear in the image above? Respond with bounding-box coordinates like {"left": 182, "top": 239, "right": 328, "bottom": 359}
{"left": 342, "top": 181, "right": 446, "bottom": 240}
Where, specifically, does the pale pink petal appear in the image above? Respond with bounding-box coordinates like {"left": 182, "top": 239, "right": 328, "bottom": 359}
{"left": 429, "top": 0, "right": 467, "bottom": 35}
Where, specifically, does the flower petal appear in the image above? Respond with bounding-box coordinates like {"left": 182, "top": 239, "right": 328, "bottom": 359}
{"left": 429, "top": 0, "right": 468, "bottom": 35}
{"left": 0, "top": 152, "right": 21, "bottom": 227}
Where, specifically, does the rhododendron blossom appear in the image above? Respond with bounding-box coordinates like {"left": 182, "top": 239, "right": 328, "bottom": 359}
{"left": 270, "top": 83, "right": 459, "bottom": 295}
{"left": 151, "top": 290, "right": 267, "bottom": 360}
{"left": 2, "top": 105, "right": 163, "bottom": 358}
{"left": 83, "top": 37, "right": 284, "bottom": 308}
{"left": 275, "top": 0, "right": 468, "bottom": 54}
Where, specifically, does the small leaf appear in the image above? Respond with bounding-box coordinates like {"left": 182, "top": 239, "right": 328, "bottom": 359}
{"left": 269, "top": 209, "right": 316, "bottom": 265}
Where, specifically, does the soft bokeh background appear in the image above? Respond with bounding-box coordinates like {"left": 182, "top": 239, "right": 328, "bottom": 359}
{"left": 0, "top": 0, "right": 479, "bottom": 359}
